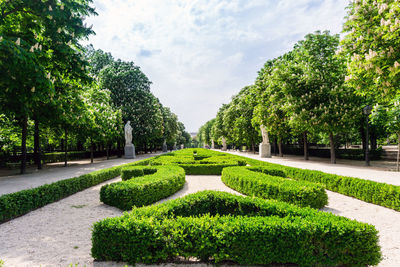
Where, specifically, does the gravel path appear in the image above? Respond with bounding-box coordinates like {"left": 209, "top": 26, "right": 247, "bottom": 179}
{"left": 223, "top": 150, "right": 400, "bottom": 186}
{"left": 0, "top": 153, "right": 160, "bottom": 196}
{"left": 0, "top": 175, "right": 399, "bottom": 266}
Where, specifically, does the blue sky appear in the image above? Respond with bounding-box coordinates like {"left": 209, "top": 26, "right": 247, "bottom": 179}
{"left": 83, "top": 0, "right": 349, "bottom": 132}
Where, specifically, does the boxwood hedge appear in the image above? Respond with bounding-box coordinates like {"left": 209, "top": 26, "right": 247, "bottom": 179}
{"left": 92, "top": 190, "right": 381, "bottom": 266}
{"left": 0, "top": 158, "right": 153, "bottom": 224}
{"left": 147, "top": 149, "right": 246, "bottom": 175}
{"left": 229, "top": 154, "right": 400, "bottom": 212}
{"left": 221, "top": 166, "right": 328, "bottom": 209}
{"left": 100, "top": 165, "right": 185, "bottom": 210}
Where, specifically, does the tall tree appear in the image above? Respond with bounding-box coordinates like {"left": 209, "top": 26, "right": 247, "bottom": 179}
{"left": 341, "top": 0, "right": 400, "bottom": 101}
{"left": 286, "top": 31, "right": 362, "bottom": 163}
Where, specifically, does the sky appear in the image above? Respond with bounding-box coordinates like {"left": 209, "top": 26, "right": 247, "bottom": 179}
{"left": 83, "top": 0, "right": 349, "bottom": 132}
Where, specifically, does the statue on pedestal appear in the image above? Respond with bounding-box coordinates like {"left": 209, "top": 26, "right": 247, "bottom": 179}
{"left": 211, "top": 139, "right": 215, "bottom": 149}
{"left": 124, "top": 121, "right": 135, "bottom": 159}
{"left": 162, "top": 140, "right": 168, "bottom": 152}
{"left": 221, "top": 137, "right": 227, "bottom": 151}
{"left": 259, "top": 125, "right": 271, "bottom": 158}
{"left": 125, "top": 121, "right": 132, "bottom": 146}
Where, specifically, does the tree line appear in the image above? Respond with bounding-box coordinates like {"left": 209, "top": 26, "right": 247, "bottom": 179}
{"left": 0, "top": 0, "right": 191, "bottom": 174}
{"left": 198, "top": 0, "right": 400, "bottom": 167}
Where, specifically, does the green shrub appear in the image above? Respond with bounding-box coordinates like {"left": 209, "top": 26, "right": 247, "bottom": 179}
{"left": 221, "top": 166, "right": 328, "bottom": 209}
{"left": 215, "top": 151, "right": 400, "bottom": 212}
{"left": 0, "top": 158, "right": 153, "bottom": 223}
{"left": 147, "top": 149, "right": 246, "bottom": 175}
{"left": 100, "top": 165, "right": 185, "bottom": 210}
{"left": 92, "top": 190, "right": 381, "bottom": 266}
{"left": 275, "top": 165, "right": 400, "bottom": 211}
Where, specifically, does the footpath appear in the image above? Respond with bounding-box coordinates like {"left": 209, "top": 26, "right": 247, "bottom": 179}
{"left": 0, "top": 153, "right": 161, "bottom": 196}
{"left": 223, "top": 150, "right": 400, "bottom": 186}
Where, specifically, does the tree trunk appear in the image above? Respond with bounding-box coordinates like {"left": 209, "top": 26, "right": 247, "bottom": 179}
{"left": 64, "top": 126, "right": 68, "bottom": 167}
{"left": 252, "top": 142, "right": 255, "bottom": 154}
{"left": 106, "top": 143, "right": 110, "bottom": 160}
{"left": 278, "top": 139, "right": 283, "bottom": 157}
{"left": 274, "top": 139, "right": 278, "bottom": 156}
{"left": 34, "top": 117, "right": 42, "bottom": 169}
{"left": 117, "top": 140, "right": 122, "bottom": 158}
{"left": 90, "top": 137, "right": 94, "bottom": 163}
{"left": 329, "top": 133, "right": 336, "bottom": 164}
{"left": 360, "top": 123, "right": 366, "bottom": 150}
{"left": 397, "top": 132, "right": 400, "bottom": 172}
{"left": 303, "top": 132, "right": 309, "bottom": 160}
{"left": 20, "top": 117, "right": 28, "bottom": 174}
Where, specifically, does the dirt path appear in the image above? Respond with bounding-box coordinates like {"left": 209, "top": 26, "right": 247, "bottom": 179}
{"left": 0, "top": 175, "right": 398, "bottom": 266}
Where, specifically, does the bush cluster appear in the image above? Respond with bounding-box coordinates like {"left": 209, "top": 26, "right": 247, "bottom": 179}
{"left": 147, "top": 149, "right": 246, "bottom": 175}
{"left": 100, "top": 165, "right": 185, "bottom": 210}
{"left": 92, "top": 190, "right": 381, "bottom": 266}
{"left": 221, "top": 166, "right": 328, "bottom": 209}
{"left": 0, "top": 158, "right": 153, "bottom": 223}
{"left": 227, "top": 153, "right": 400, "bottom": 212}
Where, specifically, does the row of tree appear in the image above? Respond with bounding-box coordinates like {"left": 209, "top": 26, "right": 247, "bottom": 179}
{"left": 0, "top": 0, "right": 190, "bottom": 174}
{"left": 198, "top": 0, "right": 400, "bottom": 167}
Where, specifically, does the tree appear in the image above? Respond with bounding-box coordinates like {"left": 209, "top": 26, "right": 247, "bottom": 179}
{"left": 0, "top": 0, "right": 96, "bottom": 173}
{"left": 341, "top": 0, "right": 400, "bottom": 101}
{"left": 211, "top": 104, "right": 230, "bottom": 147}
{"left": 161, "top": 106, "right": 178, "bottom": 147}
{"left": 254, "top": 58, "right": 290, "bottom": 156}
{"left": 285, "top": 31, "right": 362, "bottom": 163}
{"left": 225, "top": 86, "right": 259, "bottom": 152}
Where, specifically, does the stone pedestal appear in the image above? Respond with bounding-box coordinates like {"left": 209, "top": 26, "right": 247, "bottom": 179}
{"left": 162, "top": 144, "right": 168, "bottom": 152}
{"left": 259, "top": 143, "right": 271, "bottom": 158}
{"left": 124, "top": 144, "right": 136, "bottom": 159}
{"left": 221, "top": 145, "right": 227, "bottom": 151}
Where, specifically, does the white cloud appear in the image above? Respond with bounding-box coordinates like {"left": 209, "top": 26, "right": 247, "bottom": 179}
{"left": 83, "top": 0, "right": 349, "bottom": 132}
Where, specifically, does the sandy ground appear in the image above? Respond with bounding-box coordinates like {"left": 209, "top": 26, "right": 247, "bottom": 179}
{"left": 0, "top": 153, "right": 161, "bottom": 196}
{"left": 223, "top": 150, "right": 400, "bottom": 186}
{"left": 0, "top": 175, "right": 399, "bottom": 266}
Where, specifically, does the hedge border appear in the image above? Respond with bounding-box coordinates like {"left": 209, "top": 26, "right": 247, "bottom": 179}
{"left": 0, "top": 158, "right": 153, "bottom": 224}
{"left": 221, "top": 166, "right": 328, "bottom": 209}
{"left": 100, "top": 165, "right": 185, "bottom": 210}
{"left": 229, "top": 153, "right": 400, "bottom": 211}
{"left": 147, "top": 150, "right": 247, "bottom": 175}
{"left": 92, "top": 190, "right": 381, "bottom": 266}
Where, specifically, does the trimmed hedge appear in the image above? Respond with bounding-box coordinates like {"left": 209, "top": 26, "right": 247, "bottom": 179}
{"left": 100, "top": 165, "right": 185, "bottom": 210}
{"left": 271, "top": 164, "right": 400, "bottom": 211}
{"left": 0, "top": 158, "right": 153, "bottom": 224}
{"left": 211, "top": 151, "right": 400, "bottom": 212}
{"left": 147, "top": 149, "right": 246, "bottom": 175}
{"left": 92, "top": 190, "right": 381, "bottom": 266}
{"left": 221, "top": 166, "right": 328, "bottom": 209}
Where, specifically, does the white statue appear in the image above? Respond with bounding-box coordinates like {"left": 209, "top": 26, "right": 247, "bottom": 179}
{"left": 260, "top": 125, "right": 269, "bottom": 144}
{"left": 221, "top": 136, "right": 227, "bottom": 151}
{"left": 259, "top": 125, "right": 271, "bottom": 158}
{"left": 124, "top": 121, "right": 133, "bottom": 146}
{"left": 211, "top": 139, "right": 215, "bottom": 149}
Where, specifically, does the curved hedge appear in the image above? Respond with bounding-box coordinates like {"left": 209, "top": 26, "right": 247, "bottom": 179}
{"left": 92, "top": 191, "right": 381, "bottom": 266}
{"left": 221, "top": 166, "right": 328, "bottom": 209}
{"left": 100, "top": 165, "right": 185, "bottom": 210}
{"left": 0, "top": 157, "right": 154, "bottom": 224}
{"left": 233, "top": 155, "right": 400, "bottom": 212}
{"left": 148, "top": 150, "right": 246, "bottom": 175}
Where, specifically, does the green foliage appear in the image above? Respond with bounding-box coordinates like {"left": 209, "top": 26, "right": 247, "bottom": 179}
{"left": 92, "top": 190, "right": 381, "bottom": 266}
{"left": 146, "top": 148, "right": 246, "bottom": 175}
{"left": 100, "top": 166, "right": 185, "bottom": 210}
{"left": 221, "top": 166, "right": 328, "bottom": 209}
{"left": 0, "top": 158, "right": 152, "bottom": 223}
{"left": 270, "top": 163, "right": 400, "bottom": 211}
{"left": 225, "top": 151, "right": 400, "bottom": 211}
{"left": 341, "top": 0, "right": 400, "bottom": 101}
